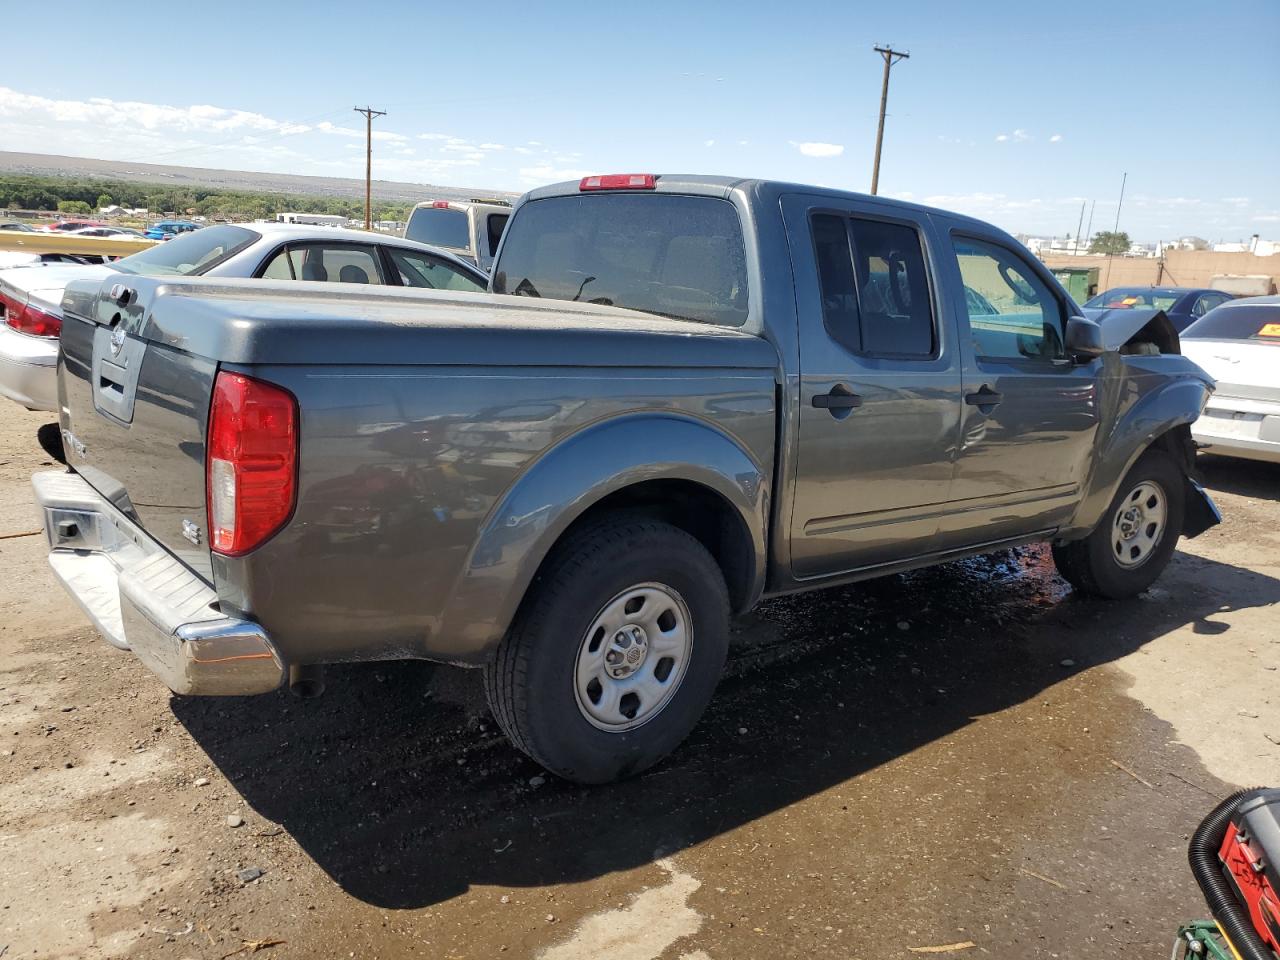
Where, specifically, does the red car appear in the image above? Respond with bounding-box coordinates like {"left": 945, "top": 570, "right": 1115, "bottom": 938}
{"left": 42, "top": 219, "right": 108, "bottom": 232}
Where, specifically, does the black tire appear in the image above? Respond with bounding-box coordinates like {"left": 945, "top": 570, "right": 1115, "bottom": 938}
{"left": 1052, "top": 448, "right": 1185, "bottom": 599}
{"left": 484, "top": 517, "right": 730, "bottom": 784}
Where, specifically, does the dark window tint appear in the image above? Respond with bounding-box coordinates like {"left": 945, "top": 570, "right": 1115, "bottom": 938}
{"left": 486, "top": 213, "right": 509, "bottom": 257}
{"left": 954, "top": 236, "right": 1065, "bottom": 361}
{"left": 405, "top": 207, "right": 470, "bottom": 249}
{"left": 810, "top": 214, "right": 935, "bottom": 356}
{"left": 1183, "top": 304, "right": 1280, "bottom": 343}
{"left": 114, "top": 225, "right": 256, "bottom": 276}
{"left": 493, "top": 194, "right": 749, "bottom": 327}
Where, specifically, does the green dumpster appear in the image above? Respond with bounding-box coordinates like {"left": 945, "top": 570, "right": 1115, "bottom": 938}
{"left": 1051, "top": 266, "right": 1100, "bottom": 303}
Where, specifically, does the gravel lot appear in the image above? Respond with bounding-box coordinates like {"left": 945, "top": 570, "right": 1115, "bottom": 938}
{"left": 1, "top": 403, "right": 1277, "bottom": 960}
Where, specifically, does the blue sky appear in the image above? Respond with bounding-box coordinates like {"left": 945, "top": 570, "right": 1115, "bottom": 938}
{"left": 1, "top": 0, "right": 1276, "bottom": 241}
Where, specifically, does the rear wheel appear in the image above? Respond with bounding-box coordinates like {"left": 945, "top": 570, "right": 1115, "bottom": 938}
{"left": 484, "top": 517, "right": 730, "bottom": 784}
{"left": 1052, "top": 448, "right": 1185, "bottom": 599}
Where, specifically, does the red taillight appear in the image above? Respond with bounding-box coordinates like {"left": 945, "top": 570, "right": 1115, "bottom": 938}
{"left": 431, "top": 200, "right": 450, "bottom": 208}
{"left": 579, "top": 174, "right": 658, "bottom": 192}
{"left": 206, "top": 372, "right": 297, "bottom": 557}
{"left": 1, "top": 291, "right": 62, "bottom": 338}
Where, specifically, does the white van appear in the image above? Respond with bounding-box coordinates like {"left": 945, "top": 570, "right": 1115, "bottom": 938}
{"left": 403, "top": 198, "right": 512, "bottom": 271}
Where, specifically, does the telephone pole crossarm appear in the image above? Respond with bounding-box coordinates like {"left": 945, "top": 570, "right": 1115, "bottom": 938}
{"left": 870, "top": 45, "right": 909, "bottom": 196}
{"left": 354, "top": 106, "right": 387, "bottom": 231}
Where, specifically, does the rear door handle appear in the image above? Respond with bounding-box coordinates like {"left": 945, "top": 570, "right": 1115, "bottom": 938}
{"left": 812, "top": 387, "right": 863, "bottom": 410}
{"left": 965, "top": 386, "right": 1003, "bottom": 408}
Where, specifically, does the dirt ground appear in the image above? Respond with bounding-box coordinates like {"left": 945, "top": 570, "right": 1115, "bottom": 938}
{"left": 1, "top": 402, "right": 1277, "bottom": 960}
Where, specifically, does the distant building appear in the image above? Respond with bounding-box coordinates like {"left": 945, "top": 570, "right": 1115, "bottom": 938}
{"left": 275, "top": 212, "right": 347, "bottom": 227}
{"left": 1212, "top": 235, "right": 1279, "bottom": 256}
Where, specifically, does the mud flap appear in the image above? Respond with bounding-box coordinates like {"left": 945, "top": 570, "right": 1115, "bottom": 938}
{"left": 1183, "top": 478, "right": 1222, "bottom": 539}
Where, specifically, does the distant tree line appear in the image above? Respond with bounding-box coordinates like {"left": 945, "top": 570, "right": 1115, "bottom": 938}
{"left": 0, "top": 174, "right": 412, "bottom": 223}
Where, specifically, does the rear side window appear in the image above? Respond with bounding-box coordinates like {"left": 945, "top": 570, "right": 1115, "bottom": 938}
{"left": 810, "top": 213, "right": 935, "bottom": 357}
{"left": 493, "top": 194, "right": 749, "bottom": 327}
{"left": 405, "top": 207, "right": 470, "bottom": 250}
{"left": 260, "top": 243, "right": 386, "bottom": 285}
{"left": 486, "top": 213, "right": 509, "bottom": 257}
{"left": 1183, "top": 305, "right": 1280, "bottom": 343}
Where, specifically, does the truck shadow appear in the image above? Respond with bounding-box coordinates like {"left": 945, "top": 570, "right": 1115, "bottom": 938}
{"left": 171, "top": 544, "right": 1279, "bottom": 909}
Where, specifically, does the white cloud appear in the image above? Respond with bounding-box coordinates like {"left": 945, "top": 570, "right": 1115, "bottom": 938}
{"left": 704, "top": 139, "right": 715, "bottom": 147}
{"left": 794, "top": 141, "right": 844, "bottom": 158}
{"left": 0, "top": 86, "right": 311, "bottom": 136}
{"left": 1013, "top": 128, "right": 1030, "bottom": 141}
{"left": 518, "top": 164, "right": 592, "bottom": 186}
{"left": 315, "top": 120, "right": 407, "bottom": 143}
{"left": 478, "top": 142, "right": 506, "bottom": 151}
{"left": 995, "top": 134, "right": 1009, "bottom": 142}
{"left": 1049, "top": 134, "right": 1063, "bottom": 143}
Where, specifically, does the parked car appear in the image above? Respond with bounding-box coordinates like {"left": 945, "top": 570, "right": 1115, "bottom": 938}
{"left": 43, "top": 219, "right": 108, "bottom": 232}
{"left": 1180, "top": 296, "right": 1280, "bottom": 463}
{"left": 144, "top": 219, "right": 202, "bottom": 241}
{"left": 39, "top": 174, "right": 1219, "bottom": 784}
{"left": 63, "top": 226, "right": 147, "bottom": 239}
{"left": 0, "top": 222, "right": 37, "bottom": 232}
{"left": 1084, "top": 286, "right": 1235, "bottom": 333}
{"left": 0, "top": 223, "right": 487, "bottom": 411}
{"left": 404, "top": 198, "right": 511, "bottom": 271}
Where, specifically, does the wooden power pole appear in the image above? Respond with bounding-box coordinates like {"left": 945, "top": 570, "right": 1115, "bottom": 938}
{"left": 354, "top": 106, "right": 387, "bottom": 230}
{"left": 870, "top": 46, "right": 909, "bottom": 195}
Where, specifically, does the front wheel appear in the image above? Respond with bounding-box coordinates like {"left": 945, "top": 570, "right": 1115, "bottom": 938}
{"left": 484, "top": 517, "right": 730, "bottom": 784}
{"left": 1052, "top": 448, "right": 1185, "bottom": 599}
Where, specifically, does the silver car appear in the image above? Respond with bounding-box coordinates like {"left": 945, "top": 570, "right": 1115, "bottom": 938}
{"left": 0, "top": 223, "right": 489, "bottom": 411}
{"left": 1181, "top": 296, "right": 1280, "bottom": 463}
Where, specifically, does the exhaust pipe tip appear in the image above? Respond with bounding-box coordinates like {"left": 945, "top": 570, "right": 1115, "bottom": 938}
{"left": 288, "top": 664, "right": 325, "bottom": 699}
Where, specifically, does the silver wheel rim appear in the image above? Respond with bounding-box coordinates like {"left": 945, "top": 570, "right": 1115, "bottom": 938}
{"left": 1111, "top": 479, "right": 1168, "bottom": 568}
{"left": 574, "top": 582, "right": 693, "bottom": 732}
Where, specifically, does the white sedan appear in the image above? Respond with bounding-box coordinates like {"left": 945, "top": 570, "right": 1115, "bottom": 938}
{"left": 0, "top": 223, "right": 489, "bottom": 411}
{"left": 1181, "top": 296, "right": 1280, "bottom": 464}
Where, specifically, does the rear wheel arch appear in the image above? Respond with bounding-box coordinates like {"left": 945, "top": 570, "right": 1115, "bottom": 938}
{"left": 437, "top": 414, "right": 768, "bottom": 663}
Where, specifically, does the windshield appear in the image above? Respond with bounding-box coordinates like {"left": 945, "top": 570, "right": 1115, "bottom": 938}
{"left": 405, "top": 207, "right": 470, "bottom": 250}
{"left": 1183, "top": 304, "right": 1280, "bottom": 344}
{"left": 1085, "top": 288, "right": 1182, "bottom": 311}
{"left": 114, "top": 225, "right": 257, "bottom": 276}
{"left": 492, "top": 193, "right": 749, "bottom": 327}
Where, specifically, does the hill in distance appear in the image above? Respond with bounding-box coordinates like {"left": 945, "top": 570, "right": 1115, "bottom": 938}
{"left": 0, "top": 151, "right": 518, "bottom": 204}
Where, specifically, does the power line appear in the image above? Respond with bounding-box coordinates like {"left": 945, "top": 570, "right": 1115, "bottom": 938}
{"left": 869, "top": 45, "right": 909, "bottom": 196}
{"left": 353, "top": 106, "right": 387, "bottom": 231}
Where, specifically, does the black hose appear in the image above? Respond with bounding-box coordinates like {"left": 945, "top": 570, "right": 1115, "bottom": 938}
{"left": 1188, "top": 788, "right": 1277, "bottom": 960}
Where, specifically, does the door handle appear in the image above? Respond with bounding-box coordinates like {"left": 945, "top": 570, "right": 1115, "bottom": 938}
{"left": 812, "top": 386, "right": 863, "bottom": 410}
{"left": 964, "top": 386, "right": 1003, "bottom": 408}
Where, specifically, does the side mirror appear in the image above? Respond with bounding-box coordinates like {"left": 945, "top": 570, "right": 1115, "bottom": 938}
{"left": 1065, "top": 316, "right": 1105, "bottom": 360}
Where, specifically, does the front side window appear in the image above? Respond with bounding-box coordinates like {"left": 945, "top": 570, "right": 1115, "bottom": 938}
{"left": 811, "top": 213, "right": 935, "bottom": 357}
{"left": 493, "top": 193, "right": 749, "bottom": 327}
{"left": 387, "top": 248, "right": 485, "bottom": 292}
{"left": 260, "top": 243, "right": 386, "bottom": 285}
{"left": 954, "top": 236, "right": 1065, "bottom": 361}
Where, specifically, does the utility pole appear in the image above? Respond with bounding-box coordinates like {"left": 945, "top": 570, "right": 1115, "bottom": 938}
{"left": 354, "top": 105, "right": 386, "bottom": 231}
{"left": 1113, "top": 171, "right": 1127, "bottom": 234}
{"left": 869, "top": 45, "right": 909, "bottom": 195}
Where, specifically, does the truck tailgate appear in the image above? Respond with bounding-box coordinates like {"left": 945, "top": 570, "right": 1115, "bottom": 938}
{"left": 58, "top": 276, "right": 216, "bottom": 581}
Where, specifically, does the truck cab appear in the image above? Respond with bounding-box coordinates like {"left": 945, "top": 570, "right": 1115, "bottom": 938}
{"left": 403, "top": 198, "right": 512, "bottom": 271}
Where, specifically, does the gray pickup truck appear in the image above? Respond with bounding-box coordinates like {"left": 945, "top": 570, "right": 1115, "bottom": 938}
{"left": 38, "top": 174, "right": 1220, "bottom": 783}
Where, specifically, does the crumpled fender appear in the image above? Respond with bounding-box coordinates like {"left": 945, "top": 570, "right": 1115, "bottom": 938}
{"left": 435, "top": 413, "right": 769, "bottom": 664}
{"left": 1063, "top": 352, "right": 1213, "bottom": 538}
{"left": 1081, "top": 306, "right": 1181, "bottom": 353}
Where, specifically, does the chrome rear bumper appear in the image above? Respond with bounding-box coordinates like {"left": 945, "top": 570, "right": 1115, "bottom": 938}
{"left": 33, "top": 470, "right": 284, "bottom": 696}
